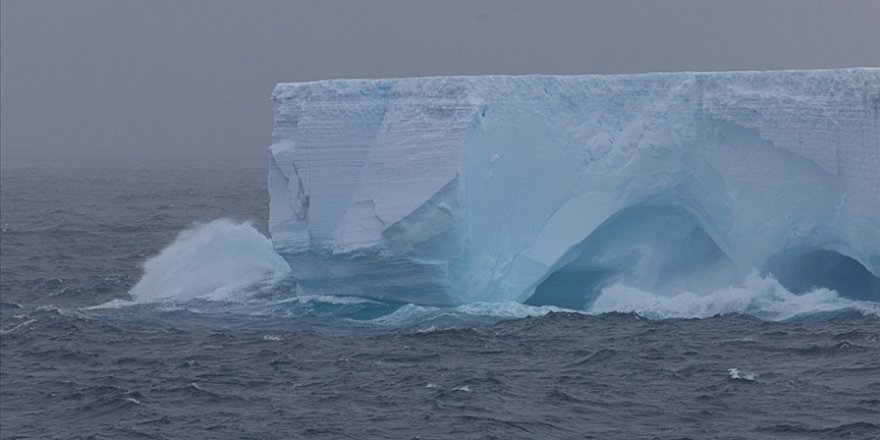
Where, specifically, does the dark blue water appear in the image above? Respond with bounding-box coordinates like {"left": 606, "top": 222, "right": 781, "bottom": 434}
{"left": 2, "top": 164, "right": 879, "bottom": 439}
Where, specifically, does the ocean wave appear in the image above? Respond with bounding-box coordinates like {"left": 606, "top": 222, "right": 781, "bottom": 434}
{"left": 85, "top": 272, "right": 878, "bottom": 326}
{"left": 368, "top": 302, "right": 568, "bottom": 327}
{"left": 83, "top": 219, "right": 877, "bottom": 326}
{"left": 587, "top": 272, "right": 879, "bottom": 321}
{"left": 119, "top": 218, "right": 290, "bottom": 304}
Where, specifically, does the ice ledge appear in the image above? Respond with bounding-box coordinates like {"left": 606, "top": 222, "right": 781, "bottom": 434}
{"left": 269, "top": 69, "right": 880, "bottom": 305}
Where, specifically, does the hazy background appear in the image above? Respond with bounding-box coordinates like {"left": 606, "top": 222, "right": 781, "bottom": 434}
{"left": 2, "top": 0, "right": 879, "bottom": 167}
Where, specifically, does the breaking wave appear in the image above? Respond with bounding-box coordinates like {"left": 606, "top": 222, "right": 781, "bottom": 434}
{"left": 368, "top": 302, "right": 567, "bottom": 327}
{"left": 126, "top": 219, "right": 290, "bottom": 303}
{"left": 86, "top": 220, "right": 877, "bottom": 325}
{"left": 588, "top": 272, "right": 879, "bottom": 321}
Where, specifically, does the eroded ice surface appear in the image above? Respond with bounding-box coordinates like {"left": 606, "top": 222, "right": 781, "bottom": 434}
{"left": 268, "top": 69, "right": 880, "bottom": 306}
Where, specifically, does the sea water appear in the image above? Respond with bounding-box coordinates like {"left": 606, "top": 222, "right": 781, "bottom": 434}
{"left": 1, "top": 163, "right": 878, "bottom": 439}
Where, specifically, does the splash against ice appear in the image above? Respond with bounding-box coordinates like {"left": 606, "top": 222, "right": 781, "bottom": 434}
{"left": 110, "top": 222, "right": 877, "bottom": 322}
{"left": 127, "top": 219, "right": 290, "bottom": 303}
{"left": 111, "top": 70, "right": 880, "bottom": 323}
{"left": 588, "top": 272, "right": 880, "bottom": 321}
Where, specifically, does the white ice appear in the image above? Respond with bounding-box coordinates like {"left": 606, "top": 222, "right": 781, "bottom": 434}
{"left": 268, "top": 69, "right": 880, "bottom": 306}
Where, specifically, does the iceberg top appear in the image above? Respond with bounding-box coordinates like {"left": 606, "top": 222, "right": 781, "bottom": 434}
{"left": 268, "top": 69, "right": 880, "bottom": 306}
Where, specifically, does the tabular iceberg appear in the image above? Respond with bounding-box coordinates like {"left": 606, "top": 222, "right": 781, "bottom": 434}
{"left": 268, "top": 69, "right": 880, "bottom": 307}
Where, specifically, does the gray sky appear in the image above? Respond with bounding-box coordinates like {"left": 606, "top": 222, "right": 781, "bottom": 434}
{"left": 2, "top": 0, "right": 879, "bottom": 167}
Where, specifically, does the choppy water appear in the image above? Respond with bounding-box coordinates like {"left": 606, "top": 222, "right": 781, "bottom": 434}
{"left": 2, "top": 164, "right": 879, "bottom": 439}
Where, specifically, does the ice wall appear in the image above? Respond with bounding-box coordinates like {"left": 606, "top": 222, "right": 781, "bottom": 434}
{"left": 268, "top": 69, "right": 880, "bottom": 305}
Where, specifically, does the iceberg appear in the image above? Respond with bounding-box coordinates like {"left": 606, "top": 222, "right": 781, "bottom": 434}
{"left": 268, "top": 69, "right": 880, "bottom": 307}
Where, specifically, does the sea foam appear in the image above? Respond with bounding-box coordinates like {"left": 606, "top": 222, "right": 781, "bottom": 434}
{"left": 90, "top": 220, "right": 877, "bottom": 324}
{"left": 127, "top": 219, "right": 290, "bottom": 303}
{"left": 588, "top": 272, "right": 879, "bottom": 321}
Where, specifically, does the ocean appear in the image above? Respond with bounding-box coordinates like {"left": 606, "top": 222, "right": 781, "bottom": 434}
{"left": 1, "top": 163, "right": 878, "bottom": 439}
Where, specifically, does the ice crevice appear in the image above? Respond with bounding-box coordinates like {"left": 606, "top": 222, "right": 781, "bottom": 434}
{"left": 268, "top": 70, "right": 880, "bottom": 306}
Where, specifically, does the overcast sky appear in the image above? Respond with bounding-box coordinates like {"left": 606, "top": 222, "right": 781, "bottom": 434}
{"left": 2, "top": 0, "right": 878, "bottom": 167}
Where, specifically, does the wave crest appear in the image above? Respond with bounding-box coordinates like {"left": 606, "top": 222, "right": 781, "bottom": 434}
{"left": 588, "top": 272, "right": 879, "bottom": 321}
{"left": 127, "top": 219, "right": 291, "bottom": 303}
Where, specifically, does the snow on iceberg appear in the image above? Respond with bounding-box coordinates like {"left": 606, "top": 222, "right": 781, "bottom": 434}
{"left": 268, "top": 69, "right": 880, "bottom": 307}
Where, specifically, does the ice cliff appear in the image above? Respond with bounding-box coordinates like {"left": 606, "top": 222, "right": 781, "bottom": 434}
{"left": 268, "top": 69, "right": 880, "bottom": 306}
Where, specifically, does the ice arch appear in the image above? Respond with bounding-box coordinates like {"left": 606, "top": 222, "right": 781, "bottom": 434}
{"left": 763, "top": 248, "right": 880, "bottom": 302}
{"left": 523, "top": 204, "right": 738, "bottom": 309}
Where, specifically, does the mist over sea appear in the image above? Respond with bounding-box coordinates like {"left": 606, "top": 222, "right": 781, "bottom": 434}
{"left": 1, "top": 164, "right": 878, "bottom": 439}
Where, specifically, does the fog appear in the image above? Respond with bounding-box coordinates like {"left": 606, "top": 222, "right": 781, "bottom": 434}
{"left": 2, "top": 0, "right": 878, "bottom": 167}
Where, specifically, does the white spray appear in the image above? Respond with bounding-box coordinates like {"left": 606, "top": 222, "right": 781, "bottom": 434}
{"left": 128, "top": 219, "right": 290, "bottom": 303}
